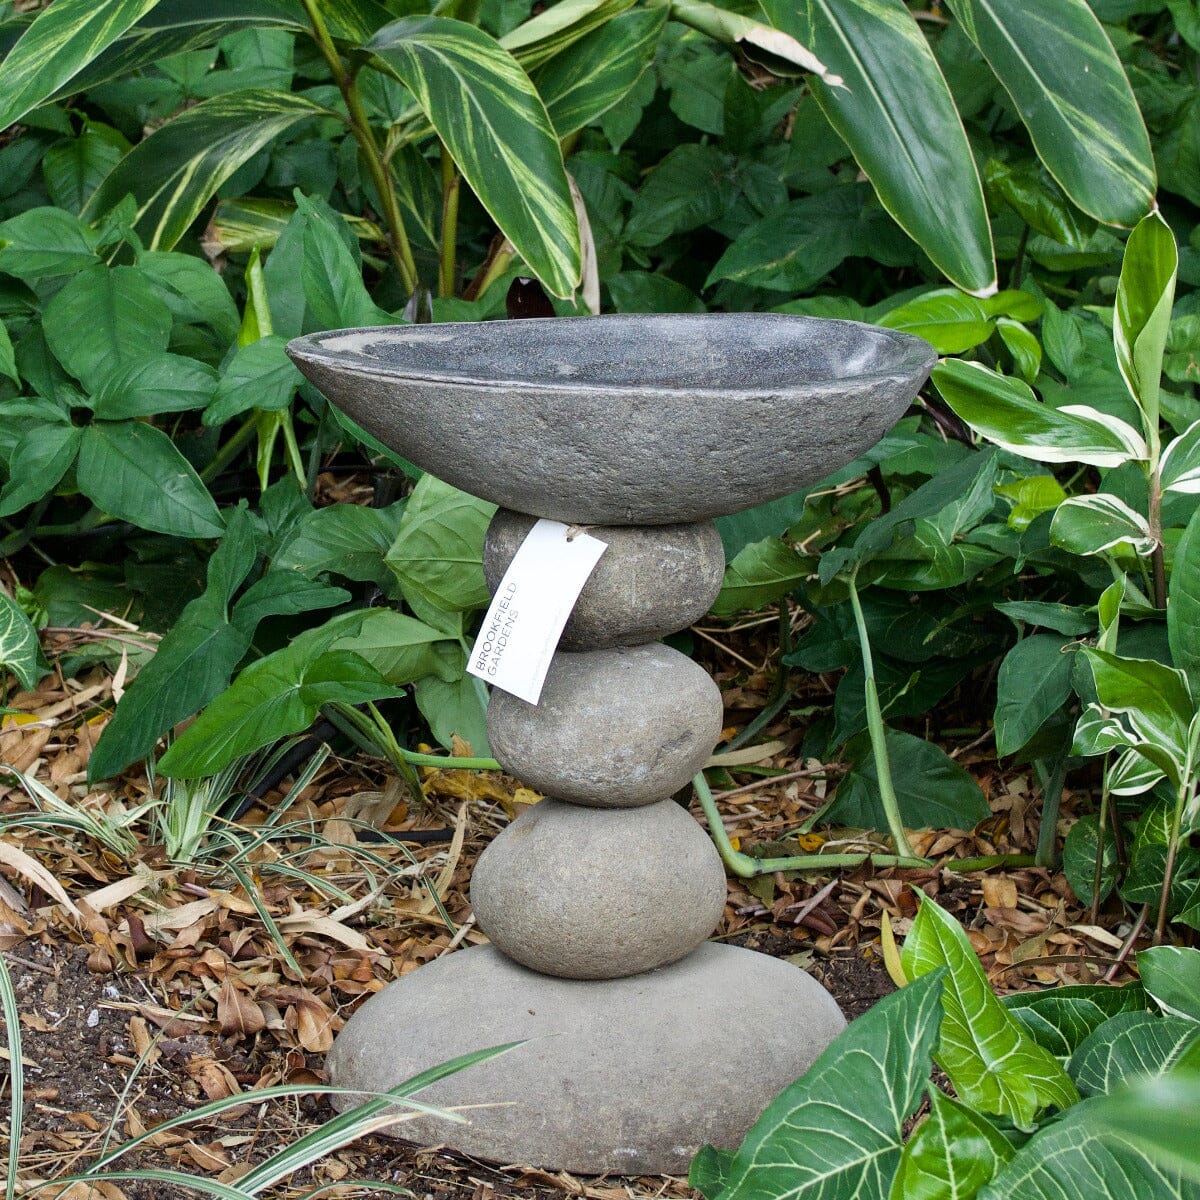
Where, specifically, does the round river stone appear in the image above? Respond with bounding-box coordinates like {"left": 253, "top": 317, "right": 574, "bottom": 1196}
{"left": 471, "top": 799, "right": 726, "bottom": 979}
{"left": 483, "top": 511, "right": 725, "bottom": 648}
{"left": 486, "top": 643, "right": 723, "bottom": 807}
{"left": 326, "top": 941, "right": 847, "bottom": 1174}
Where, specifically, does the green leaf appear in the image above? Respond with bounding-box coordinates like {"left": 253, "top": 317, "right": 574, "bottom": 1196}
{"left": 0, "top": 318, "right": 13, "bottom": 383}
{"left": 1050, "top": 493, "right": 1156, "bottom": 557}
{"left": 42, "top": 120, "right": 129, "bottom": 213}
{"left": 1114, "top": 211, "right": 1177, "bottom": 426}
{"left": 368, "top": 17, "right": 580, "bottom": 298}
{"left": 227, "top": 573, "right": 348, "bottom": 634}
{"left": 325, "top": 608, "right": 458, "bottom": 686}
{"left": 717, "top": 971, "right": 944, "bottom": 1200}
{"left": 76, "top": 420, "right": 224, "bottom": 539}
{"left": 689, "top": 1146, "right": 734, "bottom": 1200}
{"left": 0, "top": 422, "right": 81, "bottom": 519}
{"left": 830, "top": 728, "right": 990, "bottom": 832}
{"left": 985, "top": 156, "right": 1097, "bottom": 247}
{"left": 901, "top": 893, "right": 1079, "bottom": 1128}
{"left": 977, "top": 1092, "right": 1198, "bottom": 1200}
{"left": 1079, "top": 649, "right": 1193, "bottom": 763}
{"left": 384, "top": 475, "right": 495, "bottom": 614}
{"left": 711, "top": 537, "right": 807, "bottom": 616}
{"left": 294, "top": 193, "right": 391, "bottom": 329}
{"left": 0, "top": 588, "right": 43, "bottom": 691}
{"left": 941, "top": 0, "right": 1155, "bottom": 227}
{"left": 878, "top": 289, "right": 994, "bottom": 354}
{"left": 160, "top": 646, "right": 402, "bottom": 778}
{"left": 84, "top": 90, "right": 333, "bottom": 252}
{"left": 1161, "top": 419, "right": 1200, "bottom": 494}
{"left": 42, "top": 265, "right": 172, "bottom": 390}
{"left": 90, "top": 353, "right": 218, "bottom": 419}
{"left": 0, "top": 0, "right": 163, "bottom": 131}
{"left": 762, "top": 0, "right": 995, "bottom": 296}
{"left": 1004, "top": 983, "right": 1149, "bottom": 1059}
{"left": 137, "top": 250, "right": 240, "bottom": 344}
{"left": 1092, "top": 1069, "right": 1200, "bottom": 1184}
{"left": 932, "top": 359, "right": 1148, "bottom": 467}
{"left": 499, "top": 0, "right": 637, "bottom": 71}
{"left": 1138, "top": 946, "right": 1200, "bottom": 1022}
{"left": 1069, "top": 1011, "right": 1200, "bottom": 1097}
{"left": 205, "top": 335, "right": 303, "bottom": 426}
{"left": 996, "top": 318, "right": 1042, "bottom": 385}
{"left": 994, "top": 600, "right": 1091, "bottom": 635}
{"left": 624, "top": 144, "right": 733, "bottom": 250}
{"left": 1063, "top": 814, "right": 1119, "bottom": 907}
{"left": 415, "top": 669, "right": 490, "bottom": 754}
{"left": 995, "top": 476, "right": 1068, "bottom": 533}
{"left": 273, "top": 502, "right": 406, "bottom": 590}
{"left": 994, "top": 634, "right": 1074, "bottom": 756}
{"left": 889, "top": 1088, "right": 1013, "bottom": 1200}
{"left": 1169, "top": 505, "right": 1200, "bottom": 698}
{"left": 605, "top": 271, "right": 705, "bottom": 315}
{"left": 533, "top": 7, "right": 665, "bottom": 137}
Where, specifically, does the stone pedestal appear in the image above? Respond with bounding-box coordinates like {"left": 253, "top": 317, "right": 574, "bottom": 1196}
{"left": 287, "top": 313, "right": 936, "bottom": 1175}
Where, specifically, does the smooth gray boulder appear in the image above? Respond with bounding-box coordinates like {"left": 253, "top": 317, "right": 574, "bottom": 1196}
{"left": 287, "top": 314, "right": 936, "bottom": 525}
{"left": 470, "top": 799, "right": 725, "bottom": 979}
{"left": 486, "top": 644, "right": 723, "bottom": 807}
{"left": 483, "top": 511, "right": 724, "bottom": 648}
{"left": 326, "top": 941, "right": 847, "bottom": 1174}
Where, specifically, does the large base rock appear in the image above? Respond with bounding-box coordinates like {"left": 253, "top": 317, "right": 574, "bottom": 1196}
{"left": 326, "top": 942, "right": 846, "bottom": 1175}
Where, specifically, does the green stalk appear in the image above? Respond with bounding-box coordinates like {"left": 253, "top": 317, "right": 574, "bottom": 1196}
{"left": 300, "top": 0, "right": 418, "bottom": 293}
{"left": 200, "top": 413, "right": 258, "bottom": 483}
{"left": 438, "top": 144, "right": 460, "bottom": 299}
{"left": 1091, "top": 761, "right": 1113, "bottom": 923}
{"left": 279, "top": 408, "right": 306, "bottom": 486}
{"left": 1035, "top": 749, "right": 1068, "bottom": 868}
{"left": 847, "top": 574, "right": 916, "bottom": 858}
{"left": 693, "top": 772, "right": 928, "bottom": 877}
{"left": 1154, "top": 795, "right": 1185, "bottom": 944}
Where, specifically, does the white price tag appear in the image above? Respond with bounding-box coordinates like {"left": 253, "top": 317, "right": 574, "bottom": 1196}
{"left": 467, "top": 519, "right": 607, "bottom": 705}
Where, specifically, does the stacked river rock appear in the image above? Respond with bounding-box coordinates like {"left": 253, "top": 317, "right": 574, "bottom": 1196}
{"left": 286, "top": 313, "right": 937, "bottom": 1177}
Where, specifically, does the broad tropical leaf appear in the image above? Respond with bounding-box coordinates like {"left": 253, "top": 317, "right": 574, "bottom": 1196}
{"left": 0, "top": 589, "right": 42, "bottom": 692}
{"left": 1080, "top": 650, "right": 1192, "bottom": 765}
{"left": 1050, "top": 494, "right": 1157, "bottom": 557}
{"left": 1161, "top": 419, "right": 1200, "bottom": 494}
{"left": 533, "top": 7, "right": 666, "bottom": 137}
{"left": 1004, "top": 984, "right": 1148, "bottom": 1059}
{"left": 762, "top": 0, "right": 996, "bottom": 296}
{"left": 1170, "top": 506, "right": 1200, "bottom": 698}
{"left": 368, "top": 17, "right": 580, "bottom": 298}
{"left": 901, "top": 893, "right": 1079, "bottom": 1128}
{"left": 933, "top": 359, "right": 1148, "bottom": 467}
{"left": 889, "top": 1089, "right": 1013, "bottom": 1200}
{"left": 0, "top": 0, "right": 162, "bottom": 131}
{"left": 879, "top": 289, "right": 994, "bottom": 354}
{"left": 84, "top": 90, "right": 334, "bottom": 252}
{"left": 500, "top": 0, "right": 636, "bottom": 71}
{"left": 1138, "top": 946, "right": 1200, "bottom": 1022}
{"left": 717, "top": 971, "right": 944, "bottom": 1200}
{"left": 1093, "top": 1071, "right": 1200, "bottom": 1184}
{"left": 1068, "top": 1011, "right": 1200, "bottom": 1097}
{"left": 943, "top": 0, "right": 1155, "bottom": 226}
{"left": 1115, "top": 212, "right": 1177, "bottom": 429}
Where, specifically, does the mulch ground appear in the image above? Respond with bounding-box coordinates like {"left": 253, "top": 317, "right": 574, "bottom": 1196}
{"left": 0, "top": 608, "right": 1141, "bottom": 1199}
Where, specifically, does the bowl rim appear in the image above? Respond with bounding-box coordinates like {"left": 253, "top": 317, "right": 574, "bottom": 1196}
{"left": 287, "top": 313, "right": 936, "bottom": 401}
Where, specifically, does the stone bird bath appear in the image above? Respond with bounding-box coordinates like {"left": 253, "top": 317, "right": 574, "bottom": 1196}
{"left": 288, "top": 313, "right": 935, "bottom": 1175}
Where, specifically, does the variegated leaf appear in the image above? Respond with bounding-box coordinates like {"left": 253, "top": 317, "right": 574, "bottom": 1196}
{"left": 0, "top": 589, "right": 42, "bottom": 692}
{"left": 933, "top": 359, "right": 1147, "bottom": 467}
{"left": 1161, "top": 418, "right": 1200, "bottom": 494}
{"left": 942, "top": 0, "right": 1155, "bottom": 227}
{"left": 763, "top": 0, "right": 995, "bottom": 297}
{"left": 0, "top": 0, "right": 162, "bottom": 131}
{"left": 368, "top": 17, "right": 580, "bottom": 298}
{"left": 500, "top": 0, "right": 636, "bottom": 71}
{"left": 1072, "top": 705, "right": 1134, "bottom": 758}
{"left": 1050, "top": 493, "right": 1157, "bottom": 557}
{"left": 83, "top": 90, "right": 335, "bottom": 252}
{"left": 1107, "top": 746, "right": 1166, "bottom": 796}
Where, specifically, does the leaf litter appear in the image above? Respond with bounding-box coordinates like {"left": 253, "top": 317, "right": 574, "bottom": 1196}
{"left": 0, "top": 611, "right": 1143, "bottom": 1198}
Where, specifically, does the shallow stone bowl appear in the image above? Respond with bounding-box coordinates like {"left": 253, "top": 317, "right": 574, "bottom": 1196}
{"left": 288, "top": 313, "right": 935, "bottom": 525}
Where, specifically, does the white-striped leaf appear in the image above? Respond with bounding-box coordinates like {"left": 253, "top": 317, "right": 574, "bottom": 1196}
{"left": 1115, "top": 211, "right": 1177, "bottom": 428}
{"left": 533, "top": 7, "right": 666, "bottom": 138}
{"left": 1081, "top": 648, "right": 1193, "bottom": 765}
{"left": 0, "top": 588, "right": 42, "bottom": 692}
{"left": 368, "top": 17, "right": 580, "bottom": 298}
{"left": 902, "top": 893, "right": 1079, "bottom": 1129}
{"left": 762, "top": 0, "right": 996, "bottom": 297}
{"left": 1161, "top": 418, "right": 1200, "bottom": 494}
{"left": 933, "top": 359, "right": 1148, "bottom": 467}
{"left": 1139, "top": 945, "right": 1200, "bottom": 1022}
{"left": 500, "top": 0, "right": 636, "bottom": 71}
{"left": 879, "top": 288, "right": 994, "bottom": 353}
{"left": 1171, "top": 508, "right": 1200, "bottom": 705}
{"left": 1072, "top": 705, "right": 1134, "bottom": 758}
{"left": 1107, "top": 747, "right": 1166, "bottom": 796}
{"left": 1050, "top": 493, "right": 1157, "bottom": 557}
{"left": 83, "top": 90, "right": 334, "bottom": 252}
{"left": 718, "top": 971, "right": 944, "bottom": 1200}
{"left": 943, "top": 0, "right": 1155, "bottom": 227}
{"left": 0, "top": 0, "right": 162, "bottom": 131}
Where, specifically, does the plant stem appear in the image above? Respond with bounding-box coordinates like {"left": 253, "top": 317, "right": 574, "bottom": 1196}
{"left": 300, "top": 0, "right": 418, "bottom": 293}
{"left": 1091, "top": 764, "right": 1113, "bottom": 923}
{"left": 438, "top": 144, "right": 460, "bottom": 299}
{"left": 465, "top": 241, "right": 516, "bottom": 302}
{"left": 201, "top": 414, "right": 259, "bottom": 484}
{"left": 1155, "top": 790, "right": 1187, "bottom": 943}
{"left": 1148, "top": 471, "right": 1167, "bottom": 609}
{"left": 1035, "top": 749, "right": 1068, "bottom": 868}
{"left": 847, "top": 574, "right": 916, "bottom": 858}
{"left": 693, "top": 772, "right": 928, "bottom": 877}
